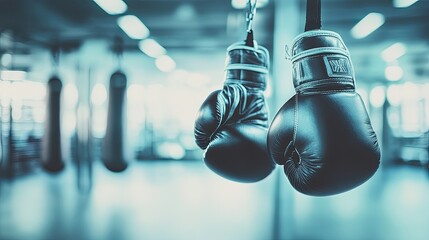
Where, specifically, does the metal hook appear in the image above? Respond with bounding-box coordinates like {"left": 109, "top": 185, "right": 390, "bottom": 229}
{"left": 246, "top": 0, "right": 257, "bottom": 33}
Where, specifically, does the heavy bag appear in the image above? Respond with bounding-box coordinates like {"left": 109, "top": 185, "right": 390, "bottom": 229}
{"left": 102, "top": 70, "right": 128, "bottom": 172}
{"left": 41, "top": 76, "right": 64, "bottom": 172}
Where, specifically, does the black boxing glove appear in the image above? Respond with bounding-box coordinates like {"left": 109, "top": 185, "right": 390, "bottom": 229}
{"left": 267, "top": 29, "right": 381, "bottom": 196}
{"left": 194, "top": 42, "right": 275, "bottom": 183}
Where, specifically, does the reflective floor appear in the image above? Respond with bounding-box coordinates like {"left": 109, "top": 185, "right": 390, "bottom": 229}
{"left": 1, "top": 160, "right": 429, "bottom": 240}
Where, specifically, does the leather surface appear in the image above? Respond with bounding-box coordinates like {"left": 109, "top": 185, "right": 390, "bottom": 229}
{"left": 102, "top": 71, "right": 128, "bottom": 172}
{"left": 224, "top": 43, "right": 269, "bottom": 89}
{"left": 268, "top": 30, "right": 381, "bottom": 195}
{"left": 194, "top": 42, "right": 274, "bottom": 183}
{"left": 41, "top": 76, "right": 64, "bottom": 172}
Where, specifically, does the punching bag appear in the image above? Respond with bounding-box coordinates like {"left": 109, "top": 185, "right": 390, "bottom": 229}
{"left": 41, "top": 76, "right": 64, "bottom": 172}
{"left": 102, "top": 70, "right": 128, "bottom": 172}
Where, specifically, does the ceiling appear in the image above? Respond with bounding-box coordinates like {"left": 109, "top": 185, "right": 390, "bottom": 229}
{"left": 321, "top": 0, "right": 429, "bottom": 45}
{"left": 0, "top": 0, "right": 274, "bottom": 52}
{"left": 0, "top": 0, "right": 428, "bottom": 80}
{"left": 0, "top": 0, "right": 426, "bottom": 49}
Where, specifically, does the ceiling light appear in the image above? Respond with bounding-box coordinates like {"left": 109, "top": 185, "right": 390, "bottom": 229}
{"left": 93, "top": 0, "right": 127, "bottom": 15}
{"left": 393, "top": 0, "right": 419, "bottom": 8}
{"left": 231, "top": 0, "right": 269, "bottom": 9}
{"left": 381, "top": 43, "right": 407, "bottom": 62}
{"left": 155, "top": 55, "right": 176, "bottom": 73}
{"left": 351, "top": 13, "right": 385, "bottom": 39}
{"left": 117, "top": 15, "right": 150, "bottom": 40}
{"left": 1, "top": 53, "right": 12, "bottom": 67}
{"left": 139, "top": 39, "right": 166, "bottom": 58}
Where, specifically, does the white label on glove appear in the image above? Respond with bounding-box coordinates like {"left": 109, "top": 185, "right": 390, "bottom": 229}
{"left": 324, "top": 56, "right": 352, "bottom": 78}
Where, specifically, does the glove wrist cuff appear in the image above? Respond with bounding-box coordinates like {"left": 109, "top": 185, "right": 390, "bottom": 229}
{"left": 224, "top": 42, "right": 270, "bottom": 90}
{"left": 290, "top": 30, "right": 356, "bottom": 91}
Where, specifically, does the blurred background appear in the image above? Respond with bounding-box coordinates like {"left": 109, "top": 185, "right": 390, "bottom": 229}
{"left": 0, "top": 0, "right": 428, "bottom": 239}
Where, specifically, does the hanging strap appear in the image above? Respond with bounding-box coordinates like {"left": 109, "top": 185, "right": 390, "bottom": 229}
{"left": 245, "top": 30, "right": 254, "bottom": 47}
{"left": 245, "top": 0, "right": 257, "bottom": 47}
{"left": 304, "top": 0, "right": 322, "bottom": 31}
{"left": 50, "top": 44, "right": 61, "bottom": 75}
{"left": 112, "top": 36, "right": 124, "bottom": 69}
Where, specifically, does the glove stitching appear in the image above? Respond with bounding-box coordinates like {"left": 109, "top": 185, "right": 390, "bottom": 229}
{"left": 293, "top": 94, "right": 299, "bottom": 144}
{"left": 298, "top": 77, "right": 353, "bottom": 84}
{"left": 296, "top": 79, "right": 354, "bottom": 89}
{"left": 298, "top": 89, "right": 355, "bottom": 95}
{"left": 295, "top": 53, "right": 350, "bottom": 62}
{"left": 295, "top": 82, "right": 354, "bottom": 94}
{"left": 298, "top": 78, "right": 353, "bottom": 87}
{"left": 297, "top": 81, "right": 354, "bottom": 90}
{"left": 292, "top": 48, "right": 349, "bottom": 63}
{"left": 286, "top": 95, "right": 301, "bottom": 167}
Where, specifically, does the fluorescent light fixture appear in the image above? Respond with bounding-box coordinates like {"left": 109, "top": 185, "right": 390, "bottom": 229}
{"left": 139, "top": 39, "right": 166, "bottom": 58}
{"left": 117, "top": 15, "right": 150, "bottom": 40}
{"left": 155, "top": 55, "right": 176, "bottom": 73}
{"left": 231, "top": 0, "right": 269, "bottom": 9}
{"left": 385, "top": 65, "right": 403, "bottom": 81}
{"left": 93, "top": 0, "right": 127, "bottom": 15}
{"left": 393, "top": 0, "right": 419, "bottom": 8}
{"left": 0, "top": 70, "right": 26, "bottom": 81}
{"left": 381, "top": 43, "right": 407, "bottom": 62}
{"left": 1, "top": 53, "right": 12, "bottom": 67}
{"left": 351, "top": 13, "right": 385, "bottom": 39}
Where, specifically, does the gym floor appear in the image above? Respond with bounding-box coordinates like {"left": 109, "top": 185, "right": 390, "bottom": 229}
{"left": 1, "top": 160, "right": 428, "bottom": 240}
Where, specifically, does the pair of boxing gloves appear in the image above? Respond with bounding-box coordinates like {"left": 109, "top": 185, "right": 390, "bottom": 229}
{"left": 194, "top": 29, "right": 381, "bottom": 196}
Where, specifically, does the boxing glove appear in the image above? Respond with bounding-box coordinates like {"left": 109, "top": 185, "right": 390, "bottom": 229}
{"left": 194, "top": 42, "right": 275, "bottom": 183}
{"left": 267, "top": 30, "right": 380, "bottom": 196}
